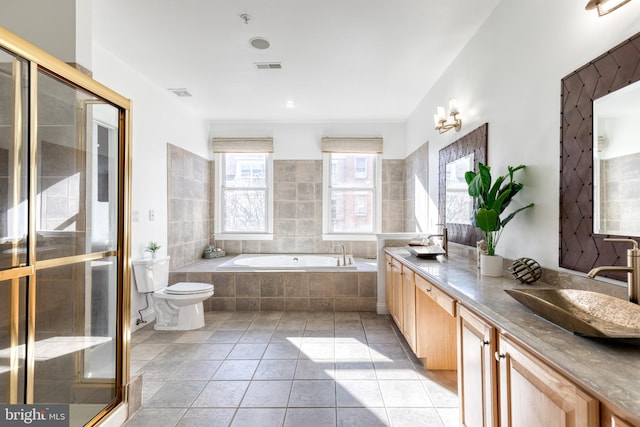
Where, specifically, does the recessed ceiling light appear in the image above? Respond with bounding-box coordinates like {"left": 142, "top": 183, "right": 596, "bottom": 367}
{"left": 250, "top": 37, "right": 270, "bottom": 50}
{"left": 286, "top": 100, "right": 296, "bottom": 109}
{"left": 168, "top": 88, "right": 192, "bottom": 97}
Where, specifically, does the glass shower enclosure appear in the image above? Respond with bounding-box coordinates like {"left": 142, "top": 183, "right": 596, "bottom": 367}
{"left": 0, "top": 28, "right": 132, "bottom": 426}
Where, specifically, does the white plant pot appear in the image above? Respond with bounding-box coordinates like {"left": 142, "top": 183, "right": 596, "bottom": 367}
{"left": 480, "top": 254, "right": 503, "bottom": 277}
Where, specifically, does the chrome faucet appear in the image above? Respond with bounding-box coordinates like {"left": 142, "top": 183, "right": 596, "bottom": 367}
{"left": 334, "top": 243, "right": 347, "bottom": 266}
{"left": 427, "top": 225, "right": 448, "bottom": 256}
{"left": 587, "top": 238, "right": 640, "bottom": 304}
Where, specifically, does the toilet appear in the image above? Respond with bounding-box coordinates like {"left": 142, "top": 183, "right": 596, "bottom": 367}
{"left": 132, "top": 256, "right": 214, "bottom": 331}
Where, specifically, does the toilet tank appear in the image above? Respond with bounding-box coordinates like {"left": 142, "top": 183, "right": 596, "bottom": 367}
{"left": 132, "top": 256, "right": 170, "bottom": 293}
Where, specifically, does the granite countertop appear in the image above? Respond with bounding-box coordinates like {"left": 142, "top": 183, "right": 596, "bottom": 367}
{"left": 384, "top": 246, "right": 640, "bottom": 419}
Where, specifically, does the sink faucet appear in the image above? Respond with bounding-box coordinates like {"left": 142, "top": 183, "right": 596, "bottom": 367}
{"left": 587, "top": 238, "right": 640, "bottom": 304}
{"left": 334, "top": 243, "right": 346, "bottom": 266}
{"left": 427, "top": 224, "right": 448, "bottom": 256}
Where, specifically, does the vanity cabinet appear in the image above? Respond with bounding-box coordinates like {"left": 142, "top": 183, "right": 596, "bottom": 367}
{"left": 457, "top": 305, "right": 599, "bottom": 427}
{"left": 391, "top": 258, "right": 403, "bottom": 328}
{"left": 497, "top": 335, "right": 599, "bottom": 427}
{"left": 457, "top": 304, "right": 497, "bottom": 427}
{"left": 385, "top": 255, "right": 404, "bottom": 329}
{"left": 415, "top": 274, "right": 457, "bottom": 370}
{"left": 385, "top": 254, "right": 393, "bottom": 313}
{"left": 402, "top": 267, "right": 417, "bottom": 352}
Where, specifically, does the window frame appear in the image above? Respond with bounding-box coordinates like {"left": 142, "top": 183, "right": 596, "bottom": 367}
{"left": 214, "top": 152, "right": 274, "bottom": 240}
{"left": 322, "top": 152, "right": 381, "bottom": 241}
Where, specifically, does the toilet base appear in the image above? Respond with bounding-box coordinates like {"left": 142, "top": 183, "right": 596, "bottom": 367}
{"left": 153, "top": 299, "right": 206, "bottom": 331}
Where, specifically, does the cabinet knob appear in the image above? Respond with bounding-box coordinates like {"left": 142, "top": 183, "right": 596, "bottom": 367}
{"left": 494, "top": 351, "right": 506, "bottom": 362}
{"left": 481, "top": 340, "right": 490, "bottom": 347}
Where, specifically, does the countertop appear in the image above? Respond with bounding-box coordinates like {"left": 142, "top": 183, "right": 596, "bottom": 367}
{"left": 384, "top": 246, "right": 640, "bottom": 419}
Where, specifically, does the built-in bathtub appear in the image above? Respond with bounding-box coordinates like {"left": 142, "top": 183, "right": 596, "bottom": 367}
{"left": 217, "top": 253, "right": 357, "bottom": 271}
{"left": 169, "top": 254, "right": 377, "bottom": 312}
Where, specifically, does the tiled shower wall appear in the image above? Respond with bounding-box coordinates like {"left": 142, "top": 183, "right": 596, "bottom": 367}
{"left": 167, "top": 143, "right": 428, "bottom": 268}
{"left": 403, "top": 142, "right": 429, "bottom": 233}
{"left": 167, "top": 144, "right": 213, "bottom": 269}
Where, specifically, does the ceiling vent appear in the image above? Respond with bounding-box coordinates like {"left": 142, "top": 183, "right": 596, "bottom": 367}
{"left": 168, "top": 88, "right": 192, "bottom": 97}
{"left": 255, "top": 62, "right": 282, "bottom": 70}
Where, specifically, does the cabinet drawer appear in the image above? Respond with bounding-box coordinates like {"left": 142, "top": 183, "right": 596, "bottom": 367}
{"left": 415, "top": 274, "right": 456, "bottom": 317}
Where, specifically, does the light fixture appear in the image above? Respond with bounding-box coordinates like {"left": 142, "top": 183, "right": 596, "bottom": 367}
{"left": 585, "top": 0, "right": 632, "bottom": 16}
{"left": 250, "top": 37, "right": 270, "bottom": 50}
{"left": 433, "top": 99, "right": 462, "bottom": 134}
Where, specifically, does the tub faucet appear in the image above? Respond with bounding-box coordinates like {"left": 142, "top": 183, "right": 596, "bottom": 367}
{"left": 587, "top": 238, "right": 640, "bottom": 304}
{"left": 427, "top": 225, "right": 448, "bottom": 257}
{"left": 334, "top": 243, "right": 346, "bottom": 266}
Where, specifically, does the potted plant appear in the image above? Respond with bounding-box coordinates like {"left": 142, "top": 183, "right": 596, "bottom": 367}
{"left": 465, "top": 163, "right": 534, "bottom": 277}
{"left": 145, "top": 241, "right": 161, "bottom": 258}
{"left": 203, "top": 244, "right": 217, "bottom": 259}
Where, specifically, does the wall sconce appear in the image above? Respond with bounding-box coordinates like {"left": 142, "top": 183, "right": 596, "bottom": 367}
{"left": 433, "top": 99, "right": 462, "bottom": 134}
{"left": 585, "top": 0, "right": 632, "bottom": 16}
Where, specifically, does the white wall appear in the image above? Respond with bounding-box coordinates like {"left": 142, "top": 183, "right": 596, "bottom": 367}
{"left": 210, "top": 121, "right": 406, "bottom": 160}
{"left": 406, "top": 0, "right": 640, "bottom": 268}
{"left": 1, "top": 0, "right": 92, "bottom": 68}
{"left": 91, "top": 43, "right": 209, "bottom": 326}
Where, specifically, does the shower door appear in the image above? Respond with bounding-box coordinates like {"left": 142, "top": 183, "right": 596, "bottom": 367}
{"left": 0, "top": 28, "right": 132, "bottom": 427}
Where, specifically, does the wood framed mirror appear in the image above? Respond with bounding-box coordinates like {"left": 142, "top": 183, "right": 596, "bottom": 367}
{"left": 438, "top": 123, "right": 488, "bottom": 246}
{"left": 560, "top": 32, "right": 640, "bottom": 274}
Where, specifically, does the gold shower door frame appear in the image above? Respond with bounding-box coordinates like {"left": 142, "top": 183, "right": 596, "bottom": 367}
{"left": 0, "top": 27, "right": 132, "bottom": 425}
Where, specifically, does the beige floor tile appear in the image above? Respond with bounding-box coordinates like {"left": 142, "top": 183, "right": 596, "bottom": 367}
{"left": 284, "top": 408, "right": 337, "bottom": 427}
{"left": 192, "top": 381, "right": 250, "bottom": 407}
{"left": 289, "top": 380, "right": 335, "bottom": 407}
{"left": 231, "top": 408, "right": 286, "bottom": 427}
{"left": 240, "top": 380, "right": 293, "bottom": 407}
{"left": 254, "top": 359, "right": 297, "bottom": 380}
{"left": 176, "top": 408, "right": 235, "bottom": 427}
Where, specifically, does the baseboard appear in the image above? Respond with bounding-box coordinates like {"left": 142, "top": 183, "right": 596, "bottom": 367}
{"left": 377, "top": 303, "right": 389, "bottom": 315}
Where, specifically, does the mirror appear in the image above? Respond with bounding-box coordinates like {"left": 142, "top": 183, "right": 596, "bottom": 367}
{"left": 445, "top": 153, "right": 474, "bottom": 225}
{"left": 593, "top": 79, "right": 640, "bottom": 236}
{"left": 439, "top": 123, "right": 487, "bottom": 246}
{"left": 560, "top": 30, "right": 640, "bottom": 274}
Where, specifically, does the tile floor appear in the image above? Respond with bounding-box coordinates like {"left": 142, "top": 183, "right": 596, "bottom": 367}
{"left": 126, "top": 311, "right": 459, "bottom": 427}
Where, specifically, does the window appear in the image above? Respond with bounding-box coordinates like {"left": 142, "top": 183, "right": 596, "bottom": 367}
{"left": 216, "top": 153, "right": 273, "bottom": 237}
{"left": 324, "top": 153, "right": 380, "bottom": 235}
{"left": 355, "top": 156, "right": 367, "bottom": 178}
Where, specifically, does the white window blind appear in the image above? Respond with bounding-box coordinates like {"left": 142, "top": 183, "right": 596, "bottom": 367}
{"left": 211, "top": 137, "right": 274, "bottom": 153}
{"left": 321, "top": 137, "right": 383, "bottom": 154}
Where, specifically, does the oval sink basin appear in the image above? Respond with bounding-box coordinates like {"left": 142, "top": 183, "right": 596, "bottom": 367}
{"left": 505, "top": 288, "right": 640, "bottom": 338}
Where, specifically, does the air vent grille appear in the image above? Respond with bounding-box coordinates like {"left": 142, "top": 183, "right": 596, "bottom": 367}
{"left": 255, "top": 62, "right": 282, "bottom": 70}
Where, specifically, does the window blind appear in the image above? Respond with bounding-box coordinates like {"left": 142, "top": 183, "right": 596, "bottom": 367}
{"left": 321, "top": 137, "right": 383, "bottom": 154}
{"left": 211, "top": 137, "right": 274, "bottom": 153}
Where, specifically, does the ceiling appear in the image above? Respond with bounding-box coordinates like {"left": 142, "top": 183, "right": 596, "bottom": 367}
{"left": 92, "top": 0, "right": 502, "bottom": 122}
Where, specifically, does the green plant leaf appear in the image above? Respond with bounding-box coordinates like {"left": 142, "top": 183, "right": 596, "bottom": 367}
{"left": 475, "top": 208, "right": 500, "bottom": 233}
{"left": 500, "top": 203, "right": 535, "bottom": 227}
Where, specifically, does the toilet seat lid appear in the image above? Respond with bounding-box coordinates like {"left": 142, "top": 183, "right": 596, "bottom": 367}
{"left": 165, "top": 282, "right": 213, "bottom": 295}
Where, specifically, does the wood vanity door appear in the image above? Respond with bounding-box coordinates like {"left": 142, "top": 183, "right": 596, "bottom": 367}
{"left": 497, "top": 335, "right": 599, "bottom": 427}
{"left": 385, "top": 254, "right": 393, "bottom": 313}
{"left": 391, "top": 258, "right": 403, "bottom": 329}
{"left": 402, "top": 267, "right": 416, "bottom": 352}
{"left": 415, "top": 275, "right": 457, "bottom": 369}
{"left": 457, "top": 305, "right": 497, "bottom": 427}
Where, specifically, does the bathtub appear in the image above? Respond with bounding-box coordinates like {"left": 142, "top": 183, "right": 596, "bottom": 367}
{"left": 217, "top": 253, "right": 357, "bottom": 271}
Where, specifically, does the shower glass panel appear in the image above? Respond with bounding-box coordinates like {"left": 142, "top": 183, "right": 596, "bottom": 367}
{"left": 0, "top": 278, "right": 27, "bottom": 403}
{"left": 0, "top": 48, "right": 29, "bottom": 404}
{"left": 33, "top": 258, "right": 117, "bottom": 420}
{"left": 36, "top": 71, "right": 119, "bottom": 261}
{"left": 34, "top": 69, "right": 120, "bottom": 422}
{"left": 0, "top": 48, "right": 29, "bottom": 269}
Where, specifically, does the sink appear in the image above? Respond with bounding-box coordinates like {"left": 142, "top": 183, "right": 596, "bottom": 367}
{"left": 505, "top": 288, "right": 640, "bottom": 338}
